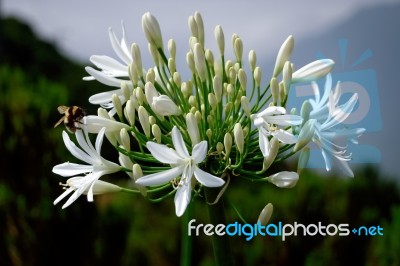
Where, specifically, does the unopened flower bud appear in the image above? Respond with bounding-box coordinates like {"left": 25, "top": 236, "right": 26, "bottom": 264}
{"left": 205, "top": 49, "right": 214, "bottom": 67}
{"left": 168, "top": 39, "right": 176, "bottom": 60}
{"left": 149, "top": 116, "right": 156, "bottom": 125}
{"left": 248, "top": 50, "right": 257, "bottom": 72}
{"left": 152, "top": 124, "right": 161, "bottom": 143}
{"left": 208, "top": 93, "right": 217, "bottom": 110}
{"left": 204, "top": 129, "right": 211, "bottom": 142}
{"left": 241, "top": 96, "right": 251, "bottom": 117}
{"left": 214, "top": 25, "right": 225, "bottom": 55}
{"left": 293, "top": 119, "right": 316, "bottom": 152}
{"left": 152, "top": 95, "right": 181, "bottom": 116}
{"left": 254, "top": 67, "right": 262, "bottom": 87}
{"left": 267, "top": 171, "right": 299, "bottom": 188}
{"left": 238, "top": 69, "right": 247, "bottom": 91}
{"left": 257, "top": 203, "right": 273, "bottom": 226}
{"left": 213, "top": 75, "right": 223, "bottom": 102}
{"left": 186, "top": 113, "right": 200, "bottom": 146}
{"left": 283, "top": 61, "right": 293, "bottom": 91}
{"left": 224, "top": 133, "right": 232, "bottom": 157}
{"left": 234, "top": 123, "right": 244, "bottom": 154}
{"left": 225, "top": 102, "right": 233, "bottom": 113}
{"left": 112, "top": 94, "right": 123, "bottom": 118}
{"left": 135, "top": 86, "right": 145, "bottom": 105}
{"left": 125, "top": 100, "right": 136, "bottom": 126}
{"left": 300, "top": 100, "right": 312, "bottom": 124}
{"left": 142, "top": 12, "right": 163, "bottom": 49}
{"left": 168, "top": 58, "right": 176, "bottom": 73}
{"left": 146, "top": 68, "right": 155, "bottom": 83}
{"left": 120, "top": 81, "right": 131, "bottom": 102}
{"left": 188, "top": 15, "right": 198, "bottom": 39}
{"left": 186, "top": 51, "right": 195, "bottom": 74}
{"left": 227, "top": 84, "right": 234, "bottom": 98}
{"left": 273, "top": 35, "right": 294, "bottom": 77}
{"left": 86, "top": 180, "right": 122, "bottom": 195}
{"left": 132, "top": 164, "right": 147, "bottom": 196}
{"left": 189, "top": 95, "right": 197, "bottom": 107}
{"left": 128, "top": 64, "right": 139, "bottom": 85}
{"left": 195, "top": 111, "right": 202, "bottom": 123}
{"left": 131, "top": 43, "right": 143, "bottom": 78}
{"left": 279, "top": 82, "right": 286, "bottom": 103}
{"left": 228, "top": 68, "right": 236, "bottom": 85}
{"left": 173, "top": 72, "right": 181, "bottom": 87}
{"left": 194, "top": 43, "right": 207, "bottom": 82}
{"left": 194, "top": 11, "right": 205, "bottom": 46}
{"left": 234, "top": 37, "right": 243, "bottom": 62}
{"left": 138, "top": 106, "right": 150, "bottom": 138}
{"left": 120, "top": 128, "right": 130, "bottom": 151}
{"left": 292, "top": 59, "right": 335, "bottom": 83}
{"left": 270, "top": 77, "right": 279, "bottom": 105}
{"left": 216, "top": 142, "right": 224, "bottom": 154}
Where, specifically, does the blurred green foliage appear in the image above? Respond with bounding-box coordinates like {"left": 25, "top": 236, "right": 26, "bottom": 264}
{"left": 1, "top": 17, "right": 399, "bottom": 266}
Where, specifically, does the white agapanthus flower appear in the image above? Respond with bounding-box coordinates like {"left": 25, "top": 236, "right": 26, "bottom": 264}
{"left": 52, "top": 127, "right": 121, "bottom": 208}
{"left": 84, "top": 22, "right": 131, "bottom": 86}
{"left": 136, "top": 126, "right": 225, "bottom": 216}
{"left": 307, "top": 74, "right": 365, "bottom": 177}
{"left": 251, "top": 106, "right": 303, "bottom": 157}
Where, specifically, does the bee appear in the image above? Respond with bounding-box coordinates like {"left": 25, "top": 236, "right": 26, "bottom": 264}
{"left": 54, "top": 105, "right": 85, "bottom": 133}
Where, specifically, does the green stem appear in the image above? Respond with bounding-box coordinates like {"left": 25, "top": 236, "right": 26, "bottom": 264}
{"left": 180, "top": 203, "right": 193, "bottom": 266}
{"left": 204, "top": 187, "right": 233, "bottom": 266}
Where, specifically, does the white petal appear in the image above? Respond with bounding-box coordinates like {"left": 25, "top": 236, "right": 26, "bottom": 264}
{"left": 89, "top": 90, "right": 121, "bottom": 105}
{"left": 192, "top": 141, "right": 207, "bottom": 164}
{"left": 267, "top": 171, "right": 299, "bottom": 188}
{"left": 90, "top": 55, "right": 128, "bottom": 76}
{"left": 84, "top": 115, "right": 129, "bottom": 134}
{"left": 136, "top": 166, "right": 184, "bottom": 186}
{"left": 108, "top": 27, "right": 132, "bottom": 65}
{"left": 95, "top": 127, "right": 106, "bottom": 155}
{"left": 266, "top": 114, "right": 303, "bottom": 126}
{"left": 272, "top": 129, "right": 298, "bottom": 144}
{"left": 75, "top": 128, "right": 100, "bottom": 163}
{"left": 171, "top": 127, "right": 190, "bottom": 158}
{"left": 62, "top": 131, "right": 95, "bottom": 165}
{"left": 194, "top": 167, "right": 225, "bottom": 187}
{"left": 174, "top": 182, "right": 192, "bottom": 217}
{"left": 53, "top": 188, "right": 74, "bottom": 205}
{"left": 258, "top": 106, "right": 286, "bottom": 117}
{"left": 152, "top": 95, "right": 181, "bottom": 116}
{"left": 259, "top": 131, "right": 270, "bottom": 157}
{"left": 53, "top": 163, "right": 93, "bottom": 177}
{"left": 147, "top": 141, "right": 182, "bottom": 164}
{"left": 85, "top": 67, "right": 123, "bottom": 87}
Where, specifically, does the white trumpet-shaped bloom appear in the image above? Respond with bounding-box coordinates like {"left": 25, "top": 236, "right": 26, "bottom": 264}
{"left": 136, "top": 126, "right": 225, "bottom": 217}
{"left": 307, "top": 74, "right": 365, "bottom": 177}
{"left": 252, "top": 106, "right": 303, "bottom": 157}
{"left": 52, "top": 127, "right": 121, "bottom": 208}
{"left": 84, "top": 22, "right": 131, "bottom": 86}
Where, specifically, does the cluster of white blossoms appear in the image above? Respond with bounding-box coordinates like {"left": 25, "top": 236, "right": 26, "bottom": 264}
{"left": 53, "top": 12, "right": 365, "bottom": 217}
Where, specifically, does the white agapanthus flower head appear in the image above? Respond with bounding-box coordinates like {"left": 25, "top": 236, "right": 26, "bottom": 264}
{"left": 52, "top": 11, "right": 367, "bottom": 221}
